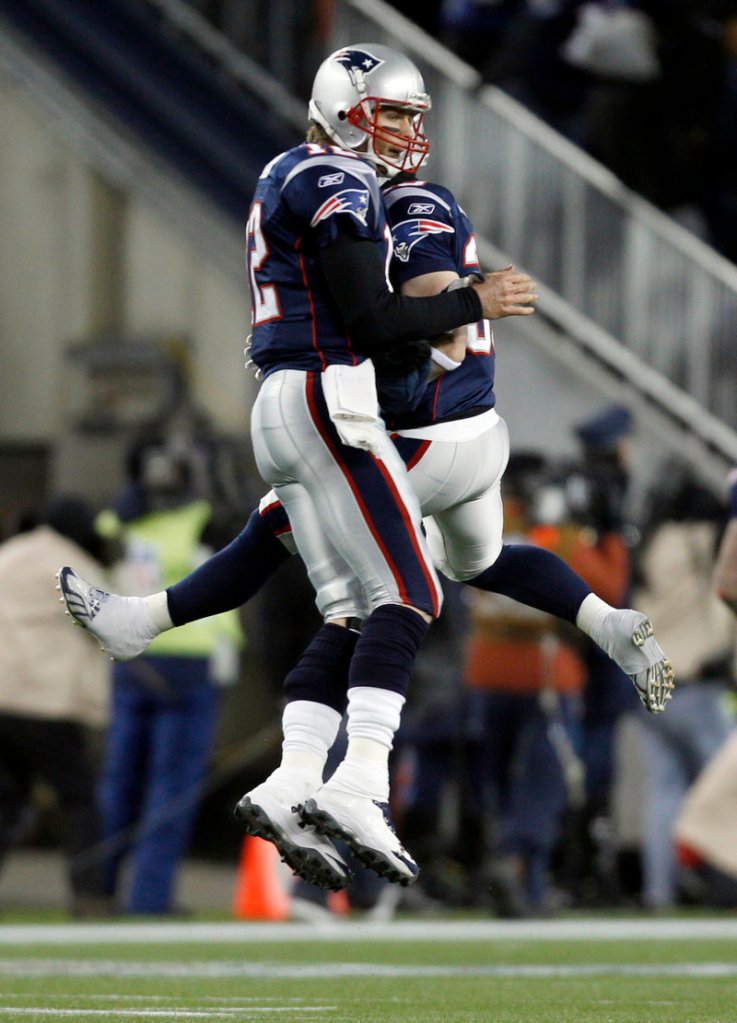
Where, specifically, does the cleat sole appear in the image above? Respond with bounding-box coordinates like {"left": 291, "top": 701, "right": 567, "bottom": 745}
{"left": 234, "top": 797, "right": 348, "bottom": 892}
{"left": 299, "top": 800, "right": 417, "bottom": 887}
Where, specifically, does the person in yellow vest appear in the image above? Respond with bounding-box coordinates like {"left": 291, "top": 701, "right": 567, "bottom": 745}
{"left": 95, "top": 440, "right": 244, "bottom": 915}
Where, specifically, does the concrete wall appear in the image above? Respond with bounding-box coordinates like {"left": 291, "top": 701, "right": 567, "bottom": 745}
{"left": 0, "top": 84, "right": 253, "bottom": 461}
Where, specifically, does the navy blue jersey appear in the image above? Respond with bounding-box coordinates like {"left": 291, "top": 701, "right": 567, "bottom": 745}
{"left": 247, "top": 143, "right": 389, "bottom": 376}
{"left": 383, "top": 179, "right": 495, "bottom": 429}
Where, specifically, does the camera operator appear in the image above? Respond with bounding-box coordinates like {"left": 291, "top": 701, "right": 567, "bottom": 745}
{"left": 563, "top": 406, "right": 639, "bottom": 905}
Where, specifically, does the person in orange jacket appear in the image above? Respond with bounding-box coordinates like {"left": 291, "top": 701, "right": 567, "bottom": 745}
{"left": 461, "top": 452, "right": 588, "bottom": 917}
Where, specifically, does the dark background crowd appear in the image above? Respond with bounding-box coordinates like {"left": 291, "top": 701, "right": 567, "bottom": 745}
{"left": 196, "top": 0, "right": 737, "bottom": 263}
{"left": 385, "top": 0, "right": 737, "bottom": 263}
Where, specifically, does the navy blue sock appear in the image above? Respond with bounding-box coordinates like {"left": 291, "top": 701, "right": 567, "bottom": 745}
{"left": 166, "top": 507, "right": 291, "bottom": 626}
{"left": 283, "top": 623, "right": 359, "bottom": 714}
{"left": 471, "top": 544, "right": 592, "bottom": 624}
{"left": 348, "top": 604, "right": 429, "bottom": 698}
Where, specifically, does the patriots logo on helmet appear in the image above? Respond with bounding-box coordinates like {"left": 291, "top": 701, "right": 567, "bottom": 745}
{"left": 311, "top": 188, "right": 371, "bottom": 227}
{"left": 334, "top": 48, "right": 385, "bottom": 86}
{"left": 391, "top": 218, "right": 454, "bottom": 263}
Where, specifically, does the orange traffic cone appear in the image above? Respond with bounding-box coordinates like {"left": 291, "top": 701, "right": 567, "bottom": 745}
{"left": 233, "top": 836, "right": 292, "bottom": 920}
{"left": 327, "top": 888, "right": 351, "bottom": 916}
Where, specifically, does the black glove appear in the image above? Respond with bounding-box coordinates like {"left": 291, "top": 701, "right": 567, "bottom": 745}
{"left": 371, "top": 338, "right": 432, "bottom": 376}
{"left": 373, "top": 340, "right": 432, "bottom": 416}
{"left": 376, "top": 360, "right": 432, "bottom": 415}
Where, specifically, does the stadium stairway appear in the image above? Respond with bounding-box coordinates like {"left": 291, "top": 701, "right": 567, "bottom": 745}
{"left": 0, "top": 0, "right": 299, "bottom": 223}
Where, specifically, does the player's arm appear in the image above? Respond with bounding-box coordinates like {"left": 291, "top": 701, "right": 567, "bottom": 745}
{"left": 319, "top": 230, "right": 481, "bottom": 353}
{"left": 401, "top": 270, "right": 468, "bottom": 373}
{"left": 322, "top": 238, "right": 537, "bottom": 348}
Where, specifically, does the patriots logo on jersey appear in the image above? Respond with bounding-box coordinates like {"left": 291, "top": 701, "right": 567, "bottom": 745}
{"left": 391, "top": 217, "right": 454, "bottom": 263}
{"left": 334, "top": 48, "right": 385, "bottom": 86}
{"left": 311, "top": 188, "right": 370, "bottom": 227}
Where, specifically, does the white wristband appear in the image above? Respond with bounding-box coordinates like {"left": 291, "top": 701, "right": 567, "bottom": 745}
{"left": 431, "top": 347, "right": 463, "bottom": 372}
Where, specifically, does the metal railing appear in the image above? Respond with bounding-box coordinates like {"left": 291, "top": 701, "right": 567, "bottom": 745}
{"left": 142, "top": 0, "right": 306, "bottom": 133}
{"left": 7, "top": 0, "right": 737, "bottom": 477}
{"left": 328, "top": 0, "right": 737, "bottom": 471}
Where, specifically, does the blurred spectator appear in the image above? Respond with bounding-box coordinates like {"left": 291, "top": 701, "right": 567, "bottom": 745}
{"left": 632, "top": 464, "right": 735, "bottom": 910}
{"left": 561, "top": 3, "right": 731, "bottom": 220}
{"left": 392, "top": 578, "right": 475, "bottom": 911}
{"left": 435, "top": 0, "right": 737, "bottom": 259}
{"left": 701, "top": 13, "right": 737, "bottom": 262}
{"left": 460, "top": 452, "right": 587, "bottom": 917}
{"left": 561, "top": 1, "right": 737, "bottom": 252}
{"left": 478, "top": 1, "right": 595, "bottom": 142}
{"left": 674, "top": 727, "right": 737, "bottom": 908}
{"left": 714, "top": 466, "right": 737, "bottom": 613}
{"left": 94, "top": 438, "right": 244, "bottom": 915}
{"left": 562, "top": 404, "right": 639, "bottom": 905}
{"left": 439, "top": 0, "right": 526, "bottom": 73}
{"left": 673, "top": 463, "right": 737, "bottom": 907}
{"left": 0, "top": 495, "right": 112, "bottom": 917}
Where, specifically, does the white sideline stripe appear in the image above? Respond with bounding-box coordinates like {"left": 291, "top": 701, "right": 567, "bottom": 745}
{"left": 0, "top": 1012, "right": 331, "bottom": 1018}
{"left": 2, "top": 919, "right": 737, "bottom": 944}
{"left": 0, "top": 998, "right": 319, "bottom": 1006}
{"left": 0, "top": 1014, "right": 253, "bottom": 1019}
{"left": 1, "top": 962, "right": 737, "bottom": 979}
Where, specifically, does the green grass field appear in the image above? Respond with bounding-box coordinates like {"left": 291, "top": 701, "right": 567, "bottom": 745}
{"left": 1, "top": 918, "right": 736, "bottom": 1022}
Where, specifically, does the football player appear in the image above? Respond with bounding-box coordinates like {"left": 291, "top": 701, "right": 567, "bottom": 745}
{"left": 59, "top": 44, "right": 672, "bottom": 891}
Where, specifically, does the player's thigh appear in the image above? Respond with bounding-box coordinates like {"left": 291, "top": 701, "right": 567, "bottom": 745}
{"left": 257, "top": 487, "right": 366, "bottom": 618}
{"left": 425, "top": 481, "right": 505, "bottom": 581}
{"left": 408, "top": 417, "right": 509, "bottom": 516}
{"left": 274, "top": 480, "right": 369, "bottom": 621}
{"left": 414, "top": 421, "right": 509, "bottom": 582}
{"left": 290, "top": 445, "right": 440, "bottom": 615}
{"left": 254, "top": 371, "right": 441, "bottom": 615}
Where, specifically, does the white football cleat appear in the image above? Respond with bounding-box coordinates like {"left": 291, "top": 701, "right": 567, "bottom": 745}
{"left": 56, "top": 566, "right": 160, "bottom": 660}
{"left": 598, "top": 609, "right": 675, "bottom": 713}
{"left": 234, "top": 776, "right": 350, "bottom": 892}
{"left": 299, "top": 783, "right": 419, "bottom": 887}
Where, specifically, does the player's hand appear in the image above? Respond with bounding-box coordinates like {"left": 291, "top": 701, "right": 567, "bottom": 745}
{"left": 472, "top": 265, "right": 537, "bottom": 319}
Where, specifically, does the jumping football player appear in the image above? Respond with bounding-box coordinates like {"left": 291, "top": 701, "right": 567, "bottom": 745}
{"left": 59, "top": 44, "right": 672, "bottom": 892}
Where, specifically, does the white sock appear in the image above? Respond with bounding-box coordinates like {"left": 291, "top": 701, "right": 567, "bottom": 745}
{"left": 277, "top": 700, "right": 342, "bottom": 789}
{"left": 575, "top": 592, "right": 614, "bottom": 644}
{"left": 142, "top": 591, "right": 173, "bottom": 632}
{"left": 325, "top": 687, "right": 405, "bottom": 801}
{"left": 327, "top": 753, "right": 389, "bottom": 801}
{"left": 345, "top": 686, "right": 405, "bottom": 748}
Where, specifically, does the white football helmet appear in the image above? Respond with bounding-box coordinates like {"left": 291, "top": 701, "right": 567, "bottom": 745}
{"left": 308, "top": 43, "right": 431, "bottom": 175}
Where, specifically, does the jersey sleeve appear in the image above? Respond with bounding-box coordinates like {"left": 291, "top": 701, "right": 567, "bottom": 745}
{"left": 386, "top": 184, "right": 459, "bottom": 285}
{"left": 281, "top": 155, "right": 381, "bottom": 247}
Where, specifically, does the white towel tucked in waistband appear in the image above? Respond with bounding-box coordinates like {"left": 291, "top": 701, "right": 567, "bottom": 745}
{"left": 322, "top": 361, "right": 383, "bottom": 455}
